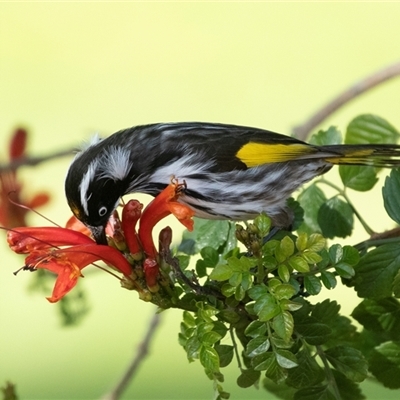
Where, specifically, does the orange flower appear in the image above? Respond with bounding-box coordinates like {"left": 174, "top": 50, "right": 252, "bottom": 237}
{"left": 0, "top": 128, "right": 50, "bottom": 228}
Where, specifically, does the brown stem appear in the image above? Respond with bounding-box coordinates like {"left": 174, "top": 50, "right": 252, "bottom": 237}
{"left": 100, "top": 312, "right": 162, "bottom": 400}
{"left": 293, "top": 60, "right": 400, "bottom": 141}
{"left": 0, "top": 148, "right": 75, "bottom": 172}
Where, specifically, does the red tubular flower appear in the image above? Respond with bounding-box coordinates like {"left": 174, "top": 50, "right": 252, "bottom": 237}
{"left": 122, "top": 199, "right": 143, "bottom": 255}
{"left": 0, "top": 128, "right": 50, "bottom": 228}
{"left": 139, "top": 181, "right": 195, "bottom": 258}
{"left": 7, "top": 226, "right": 132, "bottom": 302}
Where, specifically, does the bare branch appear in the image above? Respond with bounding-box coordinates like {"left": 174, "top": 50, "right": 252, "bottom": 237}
{"left": 100, "top": 312, "right": 162, "bottom": 400}
{"left": 293, "top": 60, "right": 400, "bottom": 141}
{"left": 0, "top": 148, "right": 76, "bottom": 173}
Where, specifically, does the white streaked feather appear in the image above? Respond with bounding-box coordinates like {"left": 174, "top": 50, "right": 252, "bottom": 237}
{"left": 79, "top": 161, "right": 98, "bottom": 216}
{"left": 74, "top": 133, "right": 102, "bottom": 159}
{"left": 98, "top": 146, "right": 131, "bottom": 181}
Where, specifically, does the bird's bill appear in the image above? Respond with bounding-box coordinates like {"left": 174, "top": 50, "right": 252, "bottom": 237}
{"left": 89, "top": 225, "right": 107, "bottom": 245}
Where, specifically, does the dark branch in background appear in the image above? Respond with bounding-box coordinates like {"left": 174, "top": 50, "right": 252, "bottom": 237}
{"left": 293, "top": 60, "right": 400, "bottom": 141}
{"left": 0, "top": 147, "right": 76, "bottom": 172}
{"left": 100, "top": 312, "right": 162, "bottom": 400}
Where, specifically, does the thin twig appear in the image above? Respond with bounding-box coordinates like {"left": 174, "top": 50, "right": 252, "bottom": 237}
{"left": 100, "top": 312, "right": 162, "bottom": 400}
{"left": 293, "top": 60, "right": 400, "bottom": 140}
{"left": 0, "top": 148, "right": 76, "bottom": 172}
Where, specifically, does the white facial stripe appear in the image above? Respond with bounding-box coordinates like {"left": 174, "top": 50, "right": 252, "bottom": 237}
{"left": 79, "top": 161, "right": 97, "bottom": 216}
{"left": 98, "top": 146, "right": 131, "bottom": 181}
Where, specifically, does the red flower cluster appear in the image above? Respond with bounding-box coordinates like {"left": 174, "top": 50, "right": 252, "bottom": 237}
{"left": 0, "top": 128, "right": 50, "bottom": 228}
{"left": 7, "top": 180, "right": 195, "bottom": 302}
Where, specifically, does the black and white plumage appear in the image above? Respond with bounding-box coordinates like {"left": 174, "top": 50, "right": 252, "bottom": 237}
{"left": 65, "top": 122, "right": 400, "bottom": 244}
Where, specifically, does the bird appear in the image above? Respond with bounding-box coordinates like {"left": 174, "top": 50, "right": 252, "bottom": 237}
{"left": 65, "top": 122, "right": 400, "bottom": 244}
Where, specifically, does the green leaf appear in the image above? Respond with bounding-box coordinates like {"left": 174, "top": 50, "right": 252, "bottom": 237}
{"left": 201, "top": 331, "right": 222, "bottom": 346}
{"left": 304, "top": 275, "right": 322, "bottom": 295}
{"left": 200, "top": 246, "right": 219, "bottom": 267}
{"left": 345, "top": 114, "right": 400, "bottom": 145}
{"left": 334, "top": 262, "right": 355, "bottom": 279}
{"left": 245, "top": 336, "right": 270, "bottom": 357}
{"left": 199, "top": 345, "right": 220, "bottom": 373}
{"left": 272, "top": 311, "right": 294, "bottom": 342}
{"left": 320, "top": 271, "right": 337, "bottom": 290}
{"left": 342, "top": 245, "right": 360, "bottom": 266}
{"left": 294, "top": 385, "right": 335, "bottom": 400}
{"left": 393, "top": 270, "right": 400, "bottom": 298}
{"left": 339, "top": 165, "right": 378, "bottom": 191}
{"left": 179, "top": 218, "right": 236, "bottom": 255}
{"left": 312, "top": 299, "right": 340, "bottom": 324}
{"left": 209, "top": 264, "right": 233, "bottom": 281}
{"left": 278, "top": 264, "right": 291, "bottom": 283}
{"left": 332, "top": 370, "right": 366, "bottom": 400}
{"left": 318, "top": 198, "right": 354, "bottom": 239}
{"left": 383, "top": 168, "right": 400, "bottom": 225}
{"left": 214, "top": 344, "right": 234, "bottom": 368}
{"left": 254, "top": 294, "right": 281, "bottom": 321}
{"left": 369, "top": 341, "right": 400, "bottom": 388}
{"left": 244, "top": 320, "right": 267, "bottom": 338}
{"left": 248, "top": 284, "right": 269, "bottom": 300}
{"left": 252, "top": 351, "right": 274, "bottom": 371}
{"left": 325, "top": 346, "right": 368, "bottom": 382}
{"left": 273, "top": 284, "right": 297, "bottom": 300}
{"left": 298, "top": 184, "right": 327, "bottom": 234}
{"left": 264, "top": 354, "right": 288, "bottom": 384}
{"left": 221, "top": 283, "right": 236, "bottom": 298}
{"left": 236, "top": 369, "right": 261, "bottom": 388}
{"left": 296, "top": 318, "right": 332, "bottom": 345}
{"left": 182, "top": 310, "right": 196, "bottom": 327}
{"left": 286, "top": 349, "right": 325, "bottom": 389}
{"left": 301, "top": 251, "right": 322, "bottom": 264}
{"left": 307, "top": 234, "right": 326, "bottom": 253}
{"left": 288, "top": 256, "right": 310, "bottom": 273}
{"left": 354, "top": 243, "right": 400, "bottom": 299}
{"left": 275, "top": 349, "right": 298, "bottom": 369}
{"left": 351, "top": 298, "right": 400, "bottom": 338}
{"left": 328, "top": 243, "right": 343, "bottom": 264}
{"left": 275, "top": 236, "right": 295, "bottom": 262}
{"left": 310, "top": 126, "right": 343, "bottom": 146}
{"left": 254, "top": 213, "right": 272, "bottom": 237}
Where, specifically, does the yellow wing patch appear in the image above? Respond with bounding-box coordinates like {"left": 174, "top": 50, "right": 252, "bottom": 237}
{"left": 236, "top": 142, "right": 315, "bottom": 167}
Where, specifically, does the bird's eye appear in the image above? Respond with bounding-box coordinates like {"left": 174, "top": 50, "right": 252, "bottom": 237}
{"left": 98, "top": 206, "right": 108, "bottom": 217}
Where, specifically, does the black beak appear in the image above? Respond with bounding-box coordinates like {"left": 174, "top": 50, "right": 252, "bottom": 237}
{"left": 90, "top": 225, "right": 108, "bottom": 245}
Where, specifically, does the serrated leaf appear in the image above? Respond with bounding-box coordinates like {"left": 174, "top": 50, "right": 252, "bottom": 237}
{"left": 369, "top": 341, "right": 400, "bottom": 388}
{"left": 312, "top": 299, "right": 340, "bottom": 324}
{"left": 294, "top": 385, "right": 335, "bottom": 400}
{"left": 345, "top": 114, "right": 400, "bottom": 145}
{"left": 383, "top": 168, "right": 400, "bottom": 225}
{"left": 214, "top": 344, "right": 234, "bottom": 368}
{"left": 304, "top": 275, "right": 322, "bottom": 295}
{"left": 318, "top": 198, "right": 354, "bottom": 239}
{"left": 200, "top": 246, "right": 219, "bottom": 268}
{"left": 310, "top": 126, "right": 343, "bottom": 146}
{"left": 339, "top": 165, "right": 378, "bottom": 191}
{"left": 320, "top": 271, "right": 337, "bottom": 290}
{"left": 351, "top": 298, "right": 400, "bottom": 337}
{"left": 245, "top": 336, "right": 270, "bottom": 357}
{"left": 354, "top": 243, "right": 400, "bottom": 299}
{"left": 199, "top": 345, "right": 220, "bottom": 373}
{"left": 332, "top": 370, "right": 366, "bottom": 400}
{"left": 298, "top": 184, "right": 327, "bottom": 234}
{"left": 286, "top": 349, "right": 325, "bottom": 389}
{"left": 272, "top": 310, "right": 294, "bottom": 342}
{"left": 236, "top": 369, "right": 261, "bottom": 388}
{"left": 325, "top": 346, "right": 368, "bottom": 382}
{"left": 295, "top": 317, "right": 332, "bottom": 345}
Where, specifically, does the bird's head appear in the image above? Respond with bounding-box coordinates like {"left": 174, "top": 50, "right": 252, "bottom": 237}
{"left": 65, "top": 138, "right": 133, "bottom": 244}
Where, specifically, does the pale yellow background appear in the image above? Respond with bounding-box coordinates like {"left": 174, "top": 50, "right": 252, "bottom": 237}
{"left": 1, "top": 2, "right": 400, "bottom": 399}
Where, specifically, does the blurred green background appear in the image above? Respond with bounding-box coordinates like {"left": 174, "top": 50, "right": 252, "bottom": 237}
{"left": 1, "top": 3, "right": 400, "bottom": 399}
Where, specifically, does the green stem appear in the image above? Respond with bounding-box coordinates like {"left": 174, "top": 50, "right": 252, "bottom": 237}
{"left": 317, "top": 179, "right": 375, "bottom": 235}
{"left": 316, "top": 345, "right": 342, "bottom": 400}
{"left": 230, "top": 327, "right": 243, "bottom": 371}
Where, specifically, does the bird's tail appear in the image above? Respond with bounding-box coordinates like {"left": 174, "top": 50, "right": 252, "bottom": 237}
{"left": 322, "top": 144, "right": 400, "bottom": 168}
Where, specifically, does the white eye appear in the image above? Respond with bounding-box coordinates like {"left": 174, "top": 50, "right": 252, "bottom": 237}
{"left": 99, "top": 206, "right": 108, "bottom": 217}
